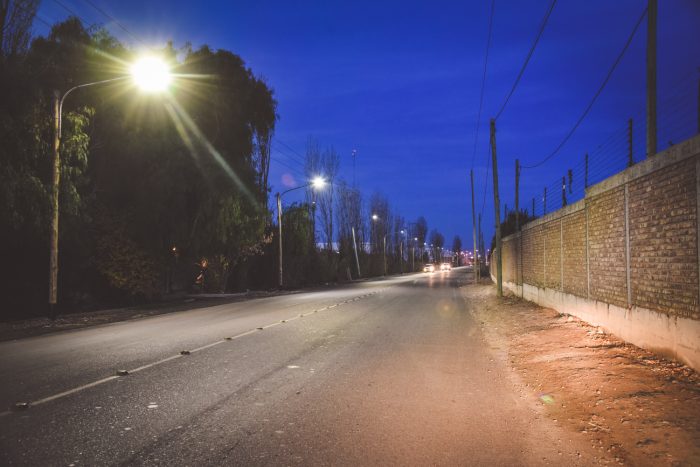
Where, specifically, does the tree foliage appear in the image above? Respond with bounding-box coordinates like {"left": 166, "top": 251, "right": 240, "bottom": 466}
{"left": 0, "top": 16, "right": 277, "bottom": 317}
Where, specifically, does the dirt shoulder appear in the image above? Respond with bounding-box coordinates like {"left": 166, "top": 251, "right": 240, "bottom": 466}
{"left": 463, "top": 282, "right": 700, "bottom": 467}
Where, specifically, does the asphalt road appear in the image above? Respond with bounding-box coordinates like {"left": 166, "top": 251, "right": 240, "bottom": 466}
{"left": 0, "top": 268, "right": 591, "bottom": 466}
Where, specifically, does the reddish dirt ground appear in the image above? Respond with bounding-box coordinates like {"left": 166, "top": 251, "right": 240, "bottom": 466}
{"left": 463, "top": 282, "right": 700, "bottom": 467}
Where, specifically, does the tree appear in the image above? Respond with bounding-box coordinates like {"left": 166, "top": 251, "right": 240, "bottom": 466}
{"left": 336, "top": 180, "right": 363, "bottom": 276}
{"left": 304, "top": 138, "right": 339, "bottom": 251}
{"left": 318, "top": 146, "right": 339, "bottom": 251}
{"left": 280, "top": 202, "right": 313, "bottom": 286}
{"left": 0, "top": 0, "right": 39, "bottom": 58}
{"left": 490, "top": 209, "right": 536, "bottom": 253}
{"left": 452, "top": 235, "right": 463, "bottom": 266}
{"left": 0, "top": 16, "right": 278, "bottom": 317}
{"left": 429, "top": 229, "right": 445, "bottom": 262}
{"left": 414, "top": 216, "right": 428, "bottom": 246}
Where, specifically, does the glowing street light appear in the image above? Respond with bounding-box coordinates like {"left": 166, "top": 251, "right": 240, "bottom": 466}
{"left": 130, "top": 56, "right": 172, "bottom": 92}
{"left": 311, "top": 176, "right": 326, "bottom": 190}
{"left": 48, "top": 57, "right": 172, "bottom": 318}
{"left": 276, "top": 177, "right": 326, "bottom": 288}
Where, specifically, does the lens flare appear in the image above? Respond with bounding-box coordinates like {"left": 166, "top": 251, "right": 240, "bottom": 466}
{"left": 131, "top": 57, "right": 172, "bottom": 92}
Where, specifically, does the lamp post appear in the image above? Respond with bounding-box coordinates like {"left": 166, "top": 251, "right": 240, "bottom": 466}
{"left": 412, "top": 237, "right": 417, "bottom": 272}
{"left": 276, "top": 177, "right": 325, "bottom": 288}
{"left": 48, "top": 57, "right": 172, "bottom": 319}
{"left": 399, "top": 229, "right": 406, "bottom": 274}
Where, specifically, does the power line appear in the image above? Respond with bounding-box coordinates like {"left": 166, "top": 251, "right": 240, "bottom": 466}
{"left": 521, "top": 5, "right": 648, "bottom": 169}
{"left": 494, "top": 0, "right": 557, "bottom": 121}
{"left": 270, "top": 156, "right": 305, "bottom": 178}
{"left": 275, "top": 138, "right": 306, "bottom": 162}
{"left": 80, "top": 0, "right": 144, "bottom": 45}
{"left": 469, "top": 0, "right": 495, "bottom": 170}
{"left": 51, "top": 0, "right": 93, "bottom": 26}
{"left": 271, "top": 141, "right": 306, "bottom": 166}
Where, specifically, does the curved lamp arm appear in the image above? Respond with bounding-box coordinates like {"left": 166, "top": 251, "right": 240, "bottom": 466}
{"left": 58, "top": 76, "right": 129, "bottom": 137}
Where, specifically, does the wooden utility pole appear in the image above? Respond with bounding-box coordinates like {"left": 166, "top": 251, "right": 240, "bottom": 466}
{"left": 646, "top": 0, "right": 657, "bottom": 157}
{"left": 532, "top": 198, "right": 535, "bottom": 218}
{"left": 470, "top": 170, "right": 478, "bottom": 284}
{"left": 478, "top": 213, "right": 482, "bottom": 282}
{"left": 515, "top": 159, "right": 520, "bottom": 232}
{"left": 628, "top": 118, "right": 634, "bottom": 167}
{"left": 585, "top": 153, "right": 589, "bottom": 188}
{"left": 489, "top": 118, "right": 502, "bottom": 297}
{"left": 48, "top": 90, "right": 61, "bottom": 319}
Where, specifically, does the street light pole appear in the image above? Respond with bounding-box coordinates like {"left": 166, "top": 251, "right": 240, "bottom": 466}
{"left": 276, "top": 177, "right": 325, "bottom": 288}
{"left": 383, "top": 234, "right": 387, "bottom": 276}
{"left": 48, "top": 75, "right": 138, "bottom": 319}
{"left": 276, "top": 192, "right": 283, "bottom": 288}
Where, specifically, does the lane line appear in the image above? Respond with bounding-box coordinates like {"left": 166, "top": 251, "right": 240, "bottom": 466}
{"left": 1, "top": 288, "right": 388, "bottom": 416}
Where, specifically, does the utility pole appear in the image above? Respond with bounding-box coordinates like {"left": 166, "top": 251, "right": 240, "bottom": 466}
{"left": 470, "top": 170, "right": 478, "bottom": 284}
{"left": 585, "top": 153, "right": 589, "bottom": 189}
{"left": 532, "top": 197, "right": 535, "bottom": 218}
{"left": 646, "top": 0, "right": 657, "bottom": 157}
{"left": 276, "top": 193, "right": 283, "bottom": 288}
{"left": 351, "top": 226, "right": 361, "bottom": 278}
{"left": 628, "top": 118, "right": 634, "bottom": 167}
{"left": 412, "top": 241, "right": 415, "bottom": 272}
{"left": 478, "top": 213, "right": 482, "bottom": 282}
{"left": 543, "top": 187, "right": 547, "bottom": 215}
{"left": 352, "top": 149, "right": 357, "bottom": 188}
{"left": 562, "top": 176, "right": 567, "bottom": 207}
{"left": 48, "top": 90, "right": 61, "bottom": 319}
{"left": 489, "top": 119, "right": 502, "bottom": 297}
{"left": 515, "top": 159, "right": 520, "bottom": 232}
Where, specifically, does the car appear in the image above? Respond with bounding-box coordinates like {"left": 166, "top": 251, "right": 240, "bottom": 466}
{"left": 423, "top": 263, "right": 435, "bottom": 273}
{"left": 440, "top": 262, "right": 452, "bottom": 271}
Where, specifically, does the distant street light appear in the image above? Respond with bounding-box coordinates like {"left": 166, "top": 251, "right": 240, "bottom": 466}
{"left": 276, "top": 177, "right": 325, "bottom": 288}
{"left": 48, "top": 56, "right": 172, "bottom": 318}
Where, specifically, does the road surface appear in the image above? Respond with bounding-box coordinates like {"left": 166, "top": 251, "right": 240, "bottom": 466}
{"left": 0, "top": 268, "right": 591, "bottom": 465}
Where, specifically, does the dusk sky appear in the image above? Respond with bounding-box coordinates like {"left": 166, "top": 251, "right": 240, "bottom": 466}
{"left": 34, "top": 0, "right": 700, "bottom": 248}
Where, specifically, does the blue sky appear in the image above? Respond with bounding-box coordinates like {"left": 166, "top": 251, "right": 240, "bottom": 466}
{"left": 35, "top": 0, "right": 700, "bottom": 248}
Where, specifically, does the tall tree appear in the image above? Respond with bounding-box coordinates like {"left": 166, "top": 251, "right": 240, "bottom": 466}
{"left": 318, "top": 146, "right": 339, "bottom": 251}
{"left": 429, "top": 229, "right": 445, "bottom": 262}
{"left": 452, "top": 235, "right": 463, "bottom": 265}
{"left": 336, "top": 180, "right": 363, "bottom": 260}
{"left": 0, "top": 0, "right": 38, "bottom": 58}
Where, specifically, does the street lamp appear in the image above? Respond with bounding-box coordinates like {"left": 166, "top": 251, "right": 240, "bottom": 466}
{"left": 48, "top": 56, "right": 172, "bottom": 318}
{"left": 276, "top": 177, "right": 325, "bottom": 288}
{"left": 399, "top": 229, "right": 407, "bottom": 274}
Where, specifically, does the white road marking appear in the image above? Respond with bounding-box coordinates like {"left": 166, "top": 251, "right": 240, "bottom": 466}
{"left": 0, "top": 288, "right": 388, "bottom": 416}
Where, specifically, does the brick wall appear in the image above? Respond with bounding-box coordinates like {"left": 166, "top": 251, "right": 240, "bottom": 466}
{"left": 496, "top": 137, "right": 700, "bottom": 322}
{"left": 561, "top": 210, "right": 587, "bottom": 297}
{"left": 588, "top": 186, "right": 628, "bottom": 308}
{"left": 543, "top": 220, "right": 561, "bottom": 290}
{"left": 628, "top": 157, "right": 699, "bottom": 319}
{"left": 521, "top": 225, "right": 544, "bottom": 287}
